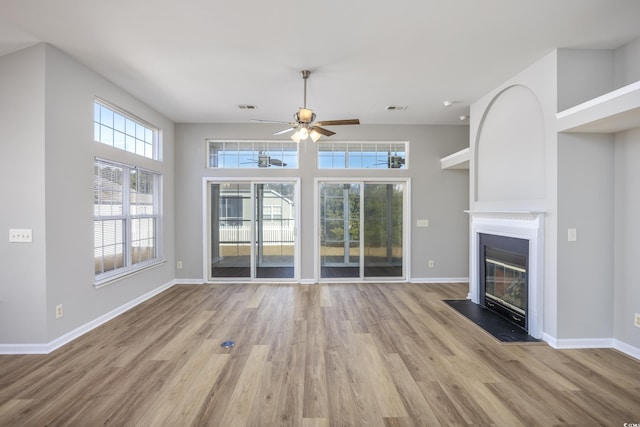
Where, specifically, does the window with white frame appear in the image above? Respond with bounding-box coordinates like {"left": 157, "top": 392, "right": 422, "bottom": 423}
{"left": 318, "top": 141, "right": 407, "bottom": 169}
{"left": 94, "top": 100, "right": 158, "bottom": 160}
{"left": 94, "top": 158, "right": 162, "bottom": 283}
{"left": 207, "top": 140, "right": 298, "bottom": 168}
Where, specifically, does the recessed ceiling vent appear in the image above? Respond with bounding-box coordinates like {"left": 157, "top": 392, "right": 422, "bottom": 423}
{"left": 385, "top": 105, "right": 407, "bottom": 111}
{"left": 238, "top": 104, "right": 257, "bottom": 110}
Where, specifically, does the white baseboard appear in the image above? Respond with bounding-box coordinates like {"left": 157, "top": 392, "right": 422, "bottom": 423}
{"left": 543, "top": 334, "right": 640, "bottom": 361}
{"left": 0, "top": 279, "right": 177, "bottom": 355}
{"left": 614, "top": 339, "right": 640, "bottom": 360}
{"left": 410, "top": 277, "right": 469, "bottom": 284}
{"left": 174, "top": 279, "right": 205, "bottom": 285}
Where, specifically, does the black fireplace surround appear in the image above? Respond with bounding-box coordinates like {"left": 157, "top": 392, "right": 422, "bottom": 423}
{"left": 479, "top": 233, "right": 529, "bottom": 330}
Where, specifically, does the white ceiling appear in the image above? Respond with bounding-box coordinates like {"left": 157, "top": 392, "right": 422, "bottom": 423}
{"left": 1, "top": 0, "right": 640, "bottom": 125}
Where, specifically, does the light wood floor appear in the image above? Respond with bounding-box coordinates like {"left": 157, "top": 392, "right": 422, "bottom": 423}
{"left": 1, "top": 282, "right": 639, "bottom": 426}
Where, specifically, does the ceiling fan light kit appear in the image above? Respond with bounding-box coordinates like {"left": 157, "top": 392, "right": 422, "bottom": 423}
{"left": 252, "top": 69, "right": 360, "bottom": 143}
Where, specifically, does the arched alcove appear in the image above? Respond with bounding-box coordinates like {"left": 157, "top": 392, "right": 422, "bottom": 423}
{"left": 475, "top": 85, "right": 546, "bottom": 202}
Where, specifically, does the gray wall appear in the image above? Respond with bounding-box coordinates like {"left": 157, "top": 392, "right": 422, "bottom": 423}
{"left": 557, "top": 49, "right": 614, "bottom": 112}
{"left": 175, "top": 123, "right": 470, "bottom": 282}
{"left": 0, "top": 44, "right": 48, "bottom": 343}
{"left": 615, "top": 37, "right": 640, "bottom": 87}
{"left": 0, "top": 44, "right": 176, "bottom": 346}
{"left": 557, "top": 133, "right": 614, "bottom": 339}
{"left": 615, "top": 128, "right": 640, "bottom": 347}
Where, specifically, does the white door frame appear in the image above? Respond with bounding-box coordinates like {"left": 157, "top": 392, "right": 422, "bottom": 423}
{"left": 203, "top": 177, "right": 301, "bottom": 283}
{"left": 314, "top": 177, "right": 411, "bottom": 283}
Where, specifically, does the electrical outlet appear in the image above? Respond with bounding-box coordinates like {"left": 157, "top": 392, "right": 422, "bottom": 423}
{"left": 56, "top": 304, "right": 63, "bottom": 319}
{"left": 177, "top": 261, "right": 183, "bottom": 269}
{"left": 635, "top": 313, "right": 640, "bottom": 328}
{"left": 428, "top": 260, "right": 435, "bottom": 268}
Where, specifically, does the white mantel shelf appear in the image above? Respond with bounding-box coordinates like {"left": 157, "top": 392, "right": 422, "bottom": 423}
{"left": 465, "top": 210, "right": 545, "bottom": 219}
{"left": 556, "top": 80, "right": 640, "bottom": 133}
{"left": 440, "top": 147, "right": 470, "bottom": 170}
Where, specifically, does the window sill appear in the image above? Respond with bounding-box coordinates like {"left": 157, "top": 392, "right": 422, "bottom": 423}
{"left": 94, "top": 258, "right": 166, "bottom": 289}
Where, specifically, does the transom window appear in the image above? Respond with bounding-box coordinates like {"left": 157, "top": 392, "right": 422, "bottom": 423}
{"left": 94, "top": 158, "right": 162, "bottom": 284}
{"left": 94, "top": 100, "right": 158, "bottom": 160}
{"left": 207, "top": 140, "right": 298, "bottom": 169}
{"left": 318, "top": 142, "right": 407, "bottom": 169}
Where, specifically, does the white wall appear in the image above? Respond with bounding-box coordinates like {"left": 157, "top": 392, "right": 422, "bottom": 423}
{"left": 0, "top": 44, "right": 48, "bottom": 343}
{"left": 0, "top": 43, "right": 176, "bottom": 347}
{"left": 475, "top": 85, "right": 546, "bottom": 203}
{"left": 470, "top": 50, "right": 560, "bottom": 337}
{"left": 174, "top": 123, "right": 470, "bottom": 282}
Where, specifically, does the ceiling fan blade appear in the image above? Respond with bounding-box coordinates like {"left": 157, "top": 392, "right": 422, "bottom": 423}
{"left": 273, "top": 127, "right": 295, "bottom": 135}
{"left": 311, "top": 126, "right": 336, "bottom": 137}
{"left": 314, "top": 119, "right": 360, "bottom": 126}
{"left": 251, "top": 119, "right": 295, "bottom": 125}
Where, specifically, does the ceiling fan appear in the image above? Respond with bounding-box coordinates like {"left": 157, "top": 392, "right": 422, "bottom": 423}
{"left": 252, "top": 70, "right": 360, "bottom": 142}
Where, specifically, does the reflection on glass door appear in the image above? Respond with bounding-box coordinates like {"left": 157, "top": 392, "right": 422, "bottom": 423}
{"left": 255, "top": 183, "right": 295, "bottom": 278}
{"left": 319, "top": 181, "right": 405, "bottom": 280}
{"left": 209, "top": 181, "right": 296, "bottom": 280}
{"left": 320, "top": 183, "right": 360, "bottom": 278}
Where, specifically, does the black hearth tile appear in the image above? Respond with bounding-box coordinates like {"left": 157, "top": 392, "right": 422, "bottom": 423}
{"left": 443, "top": 299, "right": 542, "bottom": 344}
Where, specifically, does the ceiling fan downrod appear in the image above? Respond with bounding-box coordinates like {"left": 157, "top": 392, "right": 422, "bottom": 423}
{"left": 297, "top": 70, "right": 314, "bottom": 124}
{"left": 301, "top": 70, "right": 310, "bottom": 109}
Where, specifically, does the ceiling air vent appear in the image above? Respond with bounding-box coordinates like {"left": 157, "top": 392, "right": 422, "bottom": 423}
{"left": 385, "top": 105, "right": 407, "bottom": 111}
{"left": 238, "top": 104, "right": 257, "bottom": 110}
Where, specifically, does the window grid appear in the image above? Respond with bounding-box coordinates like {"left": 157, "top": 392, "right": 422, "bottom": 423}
{"left": 207, "top": 140, "right": 299, "bottom": 169}
{"left": 94, "top": 101, "right": 157, "bottom": 160}
{"left": 94, "top": 159, "right": 161, "bottom": 282}
{"left": 318, "top": 142, "right": 407, "bottom": 169}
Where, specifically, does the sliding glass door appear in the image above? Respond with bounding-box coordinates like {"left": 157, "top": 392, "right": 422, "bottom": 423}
{"left": 319, "top": 180, "right": 406, "bottom": 280}
{"left": 363, "top": 183, "right": 404, "bottom": 277}
{"left": 254, "top": 183, "right": 295, "bottom": 278}
{"left": 209, "top": 180, "right": 297, "bottom": 280}
{"left": 320, "top": 183, "right": 361, "bottom": 278}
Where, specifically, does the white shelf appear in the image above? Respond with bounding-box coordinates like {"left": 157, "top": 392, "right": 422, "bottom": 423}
{"left": 440, "top": 147, "right": 470, "bottom": 170}
{"left": 556, "top": 80, "right": 640, "bottom": 133}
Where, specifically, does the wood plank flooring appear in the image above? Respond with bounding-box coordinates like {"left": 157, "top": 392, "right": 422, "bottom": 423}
{"left": 1, "top": 282, "right": 639, "bottom": 426}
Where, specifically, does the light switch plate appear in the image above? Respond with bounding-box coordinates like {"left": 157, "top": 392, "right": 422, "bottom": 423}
{"left": 9, "top": 229, "right": 32, "bottom": 243}
{"left": 568, "top": 228, "right": 577, "bottom": 242}
{"left": 417, "top": 219, "right": 430, "bottom": 228}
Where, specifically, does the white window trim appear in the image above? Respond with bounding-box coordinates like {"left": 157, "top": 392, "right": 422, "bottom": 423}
{"left": 206, "top": 139, "right": 299, "bottom": 169}
{"left": 94, "top": 98, "right": 161, "bottom": 161}
{"left": 313, "top": 177, "right": 411, "bottom": 283}
{"left": 317, "top": 141, "right": 409, "bottom": 170}
{"left": 94, "top": 157, "right": 164, "bottom": 287}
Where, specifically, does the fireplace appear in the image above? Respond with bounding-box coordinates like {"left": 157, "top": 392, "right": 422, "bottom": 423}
{"left": 479, "top": 233, "right": 528, "bottom": 330}
{"left": 467, "top": 211, "right": 544, "bottom": 339}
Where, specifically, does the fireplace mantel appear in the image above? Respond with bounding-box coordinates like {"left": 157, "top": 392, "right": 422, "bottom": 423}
{"left": 467, "top": 210, "right": 545, "bottom": 339}
{"left": 465, "top": 210, "right": 544, "bottom": 220}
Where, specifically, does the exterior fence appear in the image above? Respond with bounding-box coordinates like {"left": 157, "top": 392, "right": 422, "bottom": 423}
{"left": 218, "top": 224, "right": 295, "bottom": 243}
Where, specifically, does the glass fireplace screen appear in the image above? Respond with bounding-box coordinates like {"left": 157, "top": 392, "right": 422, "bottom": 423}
{"left": 484, "top": 247, "right": 527, "bottom": 315}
